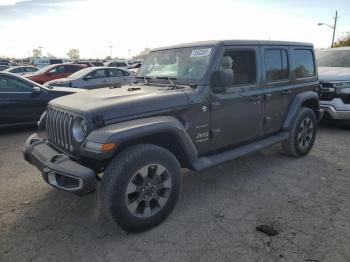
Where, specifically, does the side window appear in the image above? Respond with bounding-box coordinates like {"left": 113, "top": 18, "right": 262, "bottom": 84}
{"left": 88, "top": 69, "right": 108, "bottom": 79}
{"left": 11, "top": 68, "right": 21, "bottom": 73}
{"left": 293, "top": 49, "right": 315, "bottom": 78}
{"left": 122, "top": 70, "right": 130, "bottom": 76}
{"left": 116, "top": 62, "right": 127, "bottom": 67}
{"left": 64, "top": 65, "right": 80, "bottom": 73}
{"left": 109, "top": 69, "right": 124, "bottom": 77}
{"left": 264, "top": 49, "right": 289, "bottom": 81}
{"left": 48, "top": 66, "right": 64, "bottom": 74}
{"left": 0, "top": 76, "right": 33, "bottom": 92}
{"left": 28, "top": 67, "right": 38, "bottom": 72}
{"left": 220, "top": 50, "right": 256, "bottom": 86}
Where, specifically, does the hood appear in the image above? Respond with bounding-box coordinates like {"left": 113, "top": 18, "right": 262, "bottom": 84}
{"left": 49, "top": 85, "right": 190, "bottom": 121}
{"left": 45, "top": 78, "right": 72, "bottom": 87}
{"left": 46, "top": 86, "right": 86, "bottom": 94}
{"left": 318, "top": 67, "right": 350, "bottom": 82}
{"left": 47, "top": 77, "right": 71, "bottom": 83}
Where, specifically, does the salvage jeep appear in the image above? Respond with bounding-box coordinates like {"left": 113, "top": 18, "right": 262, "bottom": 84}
{"left": 24, "top": 40, "right": 321, "bottom": 232}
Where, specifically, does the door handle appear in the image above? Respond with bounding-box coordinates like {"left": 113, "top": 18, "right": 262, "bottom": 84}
{"left": 282, "top": 90, "right": 292, "bottom": 95}
{"left": 249, "top": 95, "right": 263, "bottom": 101}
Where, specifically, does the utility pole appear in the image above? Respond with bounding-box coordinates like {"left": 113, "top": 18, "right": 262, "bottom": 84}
{"left": 109, "top": 46, "right": 113, "bottom": 59}
{"left": 331, "top": 10, "right": 338, "bottom": 48}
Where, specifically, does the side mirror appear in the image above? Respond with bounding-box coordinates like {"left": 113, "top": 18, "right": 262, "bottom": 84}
{"left": 84, "top": 75, "right": 93, "bottom": 81}
{"left": 32, "top": 86, "right": 41, "bottom": 94}
{"left": 210, "top": 71, "right": 234, "bottom": 93}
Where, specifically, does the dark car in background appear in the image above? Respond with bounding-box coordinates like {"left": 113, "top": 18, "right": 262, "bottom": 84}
{"left": 104, "top": 60, "right": 130, "bottom": 68}
{"left": 0, "top": 72, "right": 85, "bottom": 127}
{"left": 27, "top": 63, "right": 86, "bottom": 84}
{"left": 0, "top": 65, "right": 9, "bottom": 71}
{"left": 0, "top": 59, "right": 10, "bottom": 66}
{"left": 316, "top": 47, "right": 350, "bottom": 125}
{"left": 73, "top": 60, "right": 105, "bottom": 67}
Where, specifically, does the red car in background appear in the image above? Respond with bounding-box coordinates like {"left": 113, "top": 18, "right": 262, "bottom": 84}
{"left": 27, "top": 64, "right": 86, "bottom": 84}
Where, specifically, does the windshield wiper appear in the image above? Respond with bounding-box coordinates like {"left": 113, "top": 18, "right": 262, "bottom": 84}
{"left": 155, "top": 76, "right": 177, "bottom": 88}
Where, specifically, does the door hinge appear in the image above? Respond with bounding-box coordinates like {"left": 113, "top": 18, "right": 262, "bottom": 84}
{"left": 264, "top": 116, "right": 272, "bottom": 124}
{"left": 210, "top": 128, "right": 221, "bottom": 138}
{"left": 210, "top": 101, "right": 221, "bottom": 111}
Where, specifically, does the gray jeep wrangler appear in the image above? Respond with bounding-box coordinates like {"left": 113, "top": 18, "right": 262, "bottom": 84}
{"left": 24, "top": 40, "right": 321, "bottom": 232}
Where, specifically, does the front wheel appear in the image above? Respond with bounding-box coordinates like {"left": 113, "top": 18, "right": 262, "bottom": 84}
{"left": 282, "top": 107, "right": 317, "bottom": 157}
{"left": 101, "top": 144, "right": 182, "bottom": 233}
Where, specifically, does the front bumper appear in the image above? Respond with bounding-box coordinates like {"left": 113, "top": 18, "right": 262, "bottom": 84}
{"left": 23, "top": 133, "right": 97, "bottom": 194}
{"left": 320, "top": 98, "right": 350, "bottom": 120}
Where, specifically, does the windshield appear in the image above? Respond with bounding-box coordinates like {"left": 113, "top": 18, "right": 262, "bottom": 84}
{"left": 35, "top": 64, "right": 57, "bottom": 74}
{"left": 67, "top": 67, "right": 92, "bottom": 79}
{"left": 316, "top": 49, "right": 350, "bottom": 67}
{"left": 136, "top": 46, "right": 214, "bottom": 82}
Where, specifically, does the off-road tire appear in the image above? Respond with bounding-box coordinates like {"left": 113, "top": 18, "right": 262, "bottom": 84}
{"left": 282, "top": 107, "right": 317, "bottom": 157}
{"left": 101, "top": 143, "right": 182, "bottom": 233}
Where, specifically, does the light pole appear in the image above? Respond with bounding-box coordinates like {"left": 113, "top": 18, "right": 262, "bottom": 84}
{"left": 128, "top": 49, "right": 131, "bottom": 60}
{"left": 109, "top": 45, "right": 113, "bottom": 59}
{"left": 318, "top": 10, "right": 338, "bottom": 48}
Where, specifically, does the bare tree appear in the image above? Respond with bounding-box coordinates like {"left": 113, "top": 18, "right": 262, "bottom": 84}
{"left": 67, "top": 49, "right": 80, "bottom": 59}
{"left": 46, "top": 52, "right": 56, "bottom": 58}
{"left": 32, "top": 48, "right": 42, "bottom": 58}
{"left": 334, "top": 31, "right": 350, "bottom": 47}
{"left": 132, "top": 48, "right": 151, "bottom": 59}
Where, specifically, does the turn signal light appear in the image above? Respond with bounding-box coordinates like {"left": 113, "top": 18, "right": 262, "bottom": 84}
{"left": 101, "top": 143, "right": 117, "bottom": 152}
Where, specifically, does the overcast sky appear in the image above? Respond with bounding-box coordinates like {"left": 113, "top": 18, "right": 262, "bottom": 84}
{"left": 0, "top": 0, "right": 349, "bottom": 59}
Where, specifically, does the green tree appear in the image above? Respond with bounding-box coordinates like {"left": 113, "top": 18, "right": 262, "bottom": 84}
{"left": 334, "top": 32, "right": 350, "bottom": 47}
{"left": 67, "top": 49, "right": 80, "bottom": 59}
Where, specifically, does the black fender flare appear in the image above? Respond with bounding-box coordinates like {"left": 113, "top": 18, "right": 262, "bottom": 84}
{"left": 282, "top": 91, "right": 320, "bottom": 131}
{"left": 82, "top": 116, "right": 199, "bottom": 164}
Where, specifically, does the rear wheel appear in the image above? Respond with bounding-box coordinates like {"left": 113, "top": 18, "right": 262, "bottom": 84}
{"left": 282, "top": 107, "right": 317, "bottom": 157}
{"left": 101, "top": 144, "right": 182, "bottom": 233}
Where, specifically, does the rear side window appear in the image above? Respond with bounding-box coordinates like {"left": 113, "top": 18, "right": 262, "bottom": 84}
{"left": 293, "top": 49, "right": 315, "bottom": 78}
{"left": 88, "top": 69, "right": 108, "bottom": 79}
{"left": 109, "top": 69, "right": 124, "bottom": 77}
{"left": 264, "top": 49, "right": 289, "bottom": 81}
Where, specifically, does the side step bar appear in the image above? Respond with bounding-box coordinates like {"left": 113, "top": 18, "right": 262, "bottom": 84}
{"left": 192, "top": 132, "right": 289, "bottom": 171}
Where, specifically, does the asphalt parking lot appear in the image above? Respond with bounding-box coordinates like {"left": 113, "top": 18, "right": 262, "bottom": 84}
{"left": 0, "top": 124, "right": 349, "bottom": 262}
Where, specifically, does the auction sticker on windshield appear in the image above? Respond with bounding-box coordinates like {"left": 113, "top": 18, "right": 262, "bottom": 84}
{"left": 190, "top": 48, "right": 212, "bottom": 57}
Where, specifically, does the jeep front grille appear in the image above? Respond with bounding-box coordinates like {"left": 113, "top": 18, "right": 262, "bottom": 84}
{"left": 46, "top": 107, "right": 75, "bottom": 151}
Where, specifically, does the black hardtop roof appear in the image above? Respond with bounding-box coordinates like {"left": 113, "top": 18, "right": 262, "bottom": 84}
{"left": 152, "top": 40, "right": 314, "bottom": 51}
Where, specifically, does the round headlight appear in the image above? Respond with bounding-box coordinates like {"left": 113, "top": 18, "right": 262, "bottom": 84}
{"left": 72, "top": 118, "right": 87, "bottom": 142}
